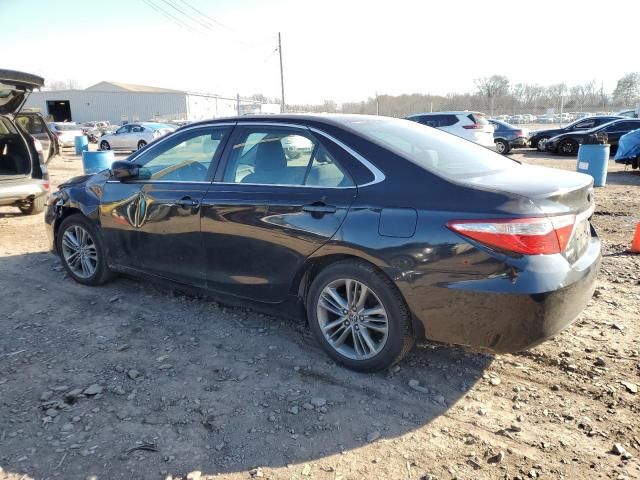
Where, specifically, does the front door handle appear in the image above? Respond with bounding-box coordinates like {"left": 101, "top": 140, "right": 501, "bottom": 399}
{"left": 302, "top": 202, "right": 336, "bottom": 214}
{"left": 175, "top": 197, "right": 200, "bottom": 208}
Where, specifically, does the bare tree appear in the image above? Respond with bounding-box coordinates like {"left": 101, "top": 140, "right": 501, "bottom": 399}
{"left": 612, "top": 73, "right": 640, "bottom": 106}
{"left": 473, "top": 75, "right": 510, "bottom": 116}
{"left": 45, "top": 79, "right": 80, "bottom": 91}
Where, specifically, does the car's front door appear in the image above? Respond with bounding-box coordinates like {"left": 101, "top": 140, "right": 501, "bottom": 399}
{"left": 200, "top": 124, "right": 357, "bottom": 302}
{"left": 111, "top": 125, "right": 131, "bottom": 149}
{"left": 99, "top": 125, "right": 232, "bottom": 285}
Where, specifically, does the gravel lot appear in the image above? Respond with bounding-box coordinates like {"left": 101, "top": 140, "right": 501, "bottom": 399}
{"left": 1, "top": 145, "right": 639, "bottom": 480}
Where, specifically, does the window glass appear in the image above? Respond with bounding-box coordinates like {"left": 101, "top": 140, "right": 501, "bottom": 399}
{"left": 136, "top": 127, "right": 228, "bottom": 182}
{"left": 224, "top": 129, "right": 316, "bottom": 185}
{"left": 348, "top": 117, "right": 518, "bottom": 180}
{"left": 16, "top": 115, "right": 45, "bottom": 134}
{"left": 440, "top": 115, "right": 459, "bottom": 127}
{"left": 131, "top": 125, "right": 143, "bottom": 133}
{"left": 574, "top": 121, "right": 594, "bottom": 129}
{"left": 305, "top": 144, "right": 353, "bottom": 187}
{"left": 116, "top": 125, "right": 129, "bottom": 134}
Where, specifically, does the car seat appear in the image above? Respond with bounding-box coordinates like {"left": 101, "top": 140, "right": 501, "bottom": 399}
{"left": 241, "top": 140, "right": 287, "bottom": 184}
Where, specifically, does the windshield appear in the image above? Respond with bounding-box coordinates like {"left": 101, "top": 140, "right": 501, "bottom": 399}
{"left": 347, "top": 117, "right": 518, "bottom": 180}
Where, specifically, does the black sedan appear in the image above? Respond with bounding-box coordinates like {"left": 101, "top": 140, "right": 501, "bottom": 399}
{"left": 545, "top": 119, "right": 640, "bottom": 155}
{"left": 45, "top": 115, "right": 600, "bottom": 372}
{"left": 488, "top": 119, "right": 529, "bottom": 154}
{"left": 530, "top": 116, "right": 622, "bottom": 151}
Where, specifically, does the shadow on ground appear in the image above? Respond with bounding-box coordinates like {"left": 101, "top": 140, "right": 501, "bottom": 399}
{"left": 0, "top": 252, "right": 493, "bottom": 479}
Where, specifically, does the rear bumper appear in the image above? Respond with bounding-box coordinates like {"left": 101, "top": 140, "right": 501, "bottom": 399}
{"left": 406, "top": 235, "right": 601, "bottom": 353}
{"left": 0, "top": 180, "right": 47, "bottom": 206}
{"left": 510, "top": 136, "right": 529, "bottom": 148}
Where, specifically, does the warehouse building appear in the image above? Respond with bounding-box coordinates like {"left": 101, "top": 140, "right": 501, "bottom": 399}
{"left": 22, "top": 81, "right": 278, "bottom": 124}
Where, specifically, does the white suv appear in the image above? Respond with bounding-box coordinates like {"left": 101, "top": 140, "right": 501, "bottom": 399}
{"left": 406, "top": 111, "right": 495, "bottom": 148}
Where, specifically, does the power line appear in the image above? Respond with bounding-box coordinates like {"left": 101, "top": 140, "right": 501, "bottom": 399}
{"left": 176, "top": 0, "right": 233, "bottom": 31}
{"left": 157, "top": 0, "right": 217, "bottom": 32}
{"left": 142, "top": 0, "right": 196, "bottom": 32}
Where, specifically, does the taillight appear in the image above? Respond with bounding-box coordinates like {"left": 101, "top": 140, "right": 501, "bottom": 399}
{"left": 43, "top": 181, "right": 50, "bottom": 190}
{"left": 463, "top": 124, "right": 484, "bottom": 129}
{"left": 446, "top": 215, "right": 576, "bottom": 255}
{"left": 515, "top": 130, "right": 523, "bottom": 136}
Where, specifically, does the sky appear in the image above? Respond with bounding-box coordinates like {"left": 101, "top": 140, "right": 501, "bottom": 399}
{"left": 2, "top": 0, "right": 639, "bottom": 105}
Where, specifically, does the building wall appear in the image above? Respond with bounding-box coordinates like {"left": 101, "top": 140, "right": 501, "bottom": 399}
{"left": 23, "top": 91, "right": 188, "bottom": 124}
{"left": 186, "top": 93, "right": 238, "bottom": 121}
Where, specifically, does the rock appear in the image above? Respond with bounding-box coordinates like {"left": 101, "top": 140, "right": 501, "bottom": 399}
{"left": 620, "top": 381, "right": 637, "bottom": 394}
{"left": 61, "top": 422, "right": 74, "bottom": 432}
{"left": 487, "top": 451, "right": 504, "bottom": 464}
{"left": 612, "top": 443, "right": 626, "bottom": 455}
{"left": 310, "top": 397, "right": 326, "bottom": 408}
{"left": 302, "top": 402, "right": 314, "bottom": 410}
{"left": 112, "top": 385, "right": 126, "bottom": 395}
{"left": 551, "top": 384, "right": 561, "bottom": 391}
{"left": 45, "top": 408, "right": 59, "bottom": 418}
{"left": 366, "top": 430, "right": 381, "bottom": 442}
{"left": 186, "top": 471, "right": 201, "bottom": 480}
{"left": 594, "top": 357, "right": 606, "bottom": 367}
{"left": 302, "top": 463, "right": 311, "bottom": 476}
{"left": 528, "top": 469, "right": 538, "bottom": 478}
{"left": 288, "top": 406, "right": 299, "bottom": 415}
{"left": 215, "top": 442, "right": 225, "bottom": 451}
{"left": 408, "top": 379, "right": 430, "bottom": 394}
{"left": 158, "top": 364, "right": 173, "bottom": 371}
{"left": 408, "top": 379, "right": 420, "bottom": 387}
{"left": 477, "top": 407, "right": 487, "bottom": 416}
{"left": 249, "top": 467, "right": 264, "bottom": 478}
{"left": 83, "top": 384, "right": 103, "bottom": 396}
{"left": 128, "top": 369, "right": 142, "bottom": 380}
{"left": 489, "top": 377, "right": 501, "bottom": 386}
{"left": 109, "top": 295, "right": 120, "bottom": 303}
{"left": 40, "top": 391, "right": 53, "bottom": 402}
{"left": 433, "top": 395, "right": 445, "bottom": 405}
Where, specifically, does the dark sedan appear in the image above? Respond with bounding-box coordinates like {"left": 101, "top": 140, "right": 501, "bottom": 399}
{"left": 530, "top": 116, "right": 622, "bottom": 151}
{"left": 488, "top": 119, "right": 529, "bottom": 154}
{"left": 545, "top": 119, "right": 640, "bottom": 155}
{"left": 45, "top": 115, "right": 600, "bottom": 372}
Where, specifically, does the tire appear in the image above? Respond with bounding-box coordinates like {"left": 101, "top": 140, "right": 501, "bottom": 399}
{"left": 18, "top": 195, "right": 46, "bottom": 215}
{"left": 495, "top": 140, "right": 511, "bottom": 155}
{"left": 56, "top": 214, "right": 116, "bottom": 286}
{"left": 100, "top": 140, "right": 110, "bottom": 151}
{"left": 306, "top": 260, "right": 414, "bottom": 372}
{"left": 558, "top": 139, "right": 578, "bottom": 156}
{"left": 536, "top": 137, "right": 549, "bottom": 152}
{"left": 137, "top": 140, "right": 147, "bottom": 150}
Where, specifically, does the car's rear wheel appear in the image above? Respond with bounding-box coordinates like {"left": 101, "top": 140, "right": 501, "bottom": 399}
{"left": 57, "top": 214, "right": 115, "bottom": 286}
{"left": 307, "top": 260, "right": 414, "bottom": 372}
{"left": 558, "top": 139, "right": 578, "bottom": 156}
{"left": 100, "top": 140, "right": 110, "bottom": 151}
{"left": 18, "top": 195, "right": 46, "bottom": 215}
{"left": 536, "top": 137, "right": 549, "bottom": 152}
{"left": 137, "top": 140, "right": 147, "bottom": 150}
{"left": 495, "top": 139, "right": 511, "bottom": 155}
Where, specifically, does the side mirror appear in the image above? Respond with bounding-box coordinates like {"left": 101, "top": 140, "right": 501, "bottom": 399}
{"left": 111, "top": 161, "right": 150, "bottom": 181}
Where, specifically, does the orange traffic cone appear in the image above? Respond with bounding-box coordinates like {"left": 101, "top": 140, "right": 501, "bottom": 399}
{"left": 630, "top": 223, "right": 640, "bottom": 254}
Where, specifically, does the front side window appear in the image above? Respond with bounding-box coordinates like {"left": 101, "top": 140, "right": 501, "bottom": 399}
{"left": 136, "top": 127, "right": 229, "bottom": 182}
{"left": 116, "top": 125, "right": 129, "bottom": 135}
{"left": 223, "top": 127, "right": 353, "bottom": 187}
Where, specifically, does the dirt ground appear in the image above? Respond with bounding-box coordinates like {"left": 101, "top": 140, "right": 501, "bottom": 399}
{"left": 1, "top": 146, "right": 639, "bottom": 480}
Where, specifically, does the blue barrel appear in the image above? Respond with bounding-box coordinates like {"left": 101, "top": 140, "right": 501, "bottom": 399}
{"left": 577, "top": 144, "right": 610, "bottom": 187}
{"left": 82, "top": 150, "right": 115, "bottom": 174}
{"left": 74, "top": 135, "right": 89, "bottom": 155}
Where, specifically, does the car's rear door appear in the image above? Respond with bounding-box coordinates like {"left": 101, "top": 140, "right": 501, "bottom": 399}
{"left": 15, "top": 112, "right": 58, "bottom": 163}
{"left": 200, "top": 123, "right": 357, "bottom": 302}
{"left": 99, "top": 124, "right": 232, "bottom": 286}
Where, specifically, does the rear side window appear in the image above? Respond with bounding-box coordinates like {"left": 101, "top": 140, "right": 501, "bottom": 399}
{"left": 467, "top": 113, "right": 488, "bottom": 125}
{"left": 348, "top": 117, "right": 518, "bottom": 180}
{"left": 573, "top": 120, "right": 595, "bottom": 129}
{"left": 439, "top": 114, "right": 459, "bottom": 127}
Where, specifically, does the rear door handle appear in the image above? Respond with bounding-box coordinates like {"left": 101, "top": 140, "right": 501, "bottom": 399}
{"left": 175, "top": 197, "right": 200, "bottom": 208}
{"left": 302, "top": 202, "right": 336, "bottom": 214}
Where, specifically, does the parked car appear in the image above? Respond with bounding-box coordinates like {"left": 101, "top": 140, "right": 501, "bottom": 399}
{"left": 545, "top": 119, "right": 640, "bottom": 155}
{"left": 405, "top": 111, "right": 494, "bottom": 148}
{"left": 488, "top": 119, "right": 529, "bottom": 154}
{"left": 508, "top": 115, "right": 525, "bottom": 125}
{"left": 0, "top": 69, "right": 56, "bottom": 215}
{"left": 536, "top": 114, "right": 556, "bottom": 124}
{"left": 530, "top": 116, "right": 622, "bottom": 151}
{"left": 45, "top": 114, "right": 600, "bottom": 371}
{"left": 48, "top": 122, "right": 85, "bottom": 148}
{"left": 615, "top": 109, "right": 639, "bottom": 119}
{"left": 614, "top": 129, "right": 640, "bottom": 169}
{"left": 99, "top": 122, "right": 176, "bottom": 152}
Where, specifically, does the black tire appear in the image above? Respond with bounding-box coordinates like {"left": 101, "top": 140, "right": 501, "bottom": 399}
{"left": 495, "top": 139, "right": 511, "bottom": 155}
{"left": 137, "top": 140, "right": 147, "bottom": 150}
{"left": 306, "top": 260, "right": 414, "bottom": 372}
{"left": 56, "top": 214, "right": 116, "bottom": 286}
{"left": 18, "top": 195, "right": 46, "bottom": 215}
{"left": 558, "top": 139, "right": 578, "bottom": 156}
{"left": 100, "top": 140, "right": 110, "bottom": 151}
{"left": 536, "top": 137, "right": 549, "bottom": 152}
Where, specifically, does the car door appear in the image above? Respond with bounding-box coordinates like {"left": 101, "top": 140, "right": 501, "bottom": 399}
{"left": 15, "top": 112, "right": 58, "bottom": 162}
{"left": 99, "top": 125, "right": 232, "bottom": 286}
{"left": 200, "top": 124, "right": 357, "bottom": 302}
{"left": 604, "top": 121, "right": 640, "bottom": 147}
{"left": 110, "top": 125, "right": 130, "bottom": 148}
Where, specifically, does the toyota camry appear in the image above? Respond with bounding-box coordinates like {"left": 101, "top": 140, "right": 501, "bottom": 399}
{"left": 45, "top": 114, "right": 600, "bottom": 372}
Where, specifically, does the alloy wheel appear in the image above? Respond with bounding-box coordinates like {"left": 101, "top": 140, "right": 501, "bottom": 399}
{"left": 495, "top": 141, "right": 506, "bottom": 153}
{"left": 316, "top": 278, "right": 389, "bottom": 360}
{"left": 61, "top": 225, "right": 98, "bottom": 279}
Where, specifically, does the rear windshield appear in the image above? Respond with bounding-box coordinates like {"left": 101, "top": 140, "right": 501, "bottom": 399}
{"left": 348, "top": 117, "right": 518, "bottom": 180}
{"left": 468, "top": 113, "right": 488, "bottom": 125}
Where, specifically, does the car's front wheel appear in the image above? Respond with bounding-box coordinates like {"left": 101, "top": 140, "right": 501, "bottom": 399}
{"left": 558, "top": 139, "right": 578, "bottom": 155}
{"left": 536, "top": 137, "right": 549, "bottom": 152}
{"left": 99, "top": 140, "right": 110, "bottom": 151}
{"left": 57, "top": 214, "right": 115, "bottom": 286}
{"left": 307, "top": 260, "right": 414, "bottom": 372}
{"left": 495, "top": 139, "right": 511, "bottom": 155}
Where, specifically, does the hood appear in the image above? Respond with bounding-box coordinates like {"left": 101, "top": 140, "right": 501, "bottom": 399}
{"left": 0, "top": 69, "right": 44, "bottom": 114}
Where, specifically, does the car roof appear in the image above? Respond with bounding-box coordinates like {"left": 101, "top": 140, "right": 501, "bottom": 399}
{"left": 406, "top": 111, "right": 483, "bottom": 117}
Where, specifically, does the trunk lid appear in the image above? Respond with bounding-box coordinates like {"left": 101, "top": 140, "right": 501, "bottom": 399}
{"left": 0, "top": 69, "right": 44, "bottom": 115}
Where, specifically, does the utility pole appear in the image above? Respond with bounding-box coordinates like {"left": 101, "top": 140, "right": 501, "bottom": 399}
{"left": 375, "top": 91, "right": 379, "bottom": 115}
{"left": 236, "top": 93, "right": 240, "bottom": 116}
{"left": 278, "top": 32, "right": 285, "bottom": 113}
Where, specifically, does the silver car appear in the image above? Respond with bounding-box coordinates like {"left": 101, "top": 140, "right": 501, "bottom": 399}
{"left": 99, "top": 122, "right": 175, "bottom": 152}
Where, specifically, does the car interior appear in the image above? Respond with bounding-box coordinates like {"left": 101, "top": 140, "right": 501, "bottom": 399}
{"left": 0, "top": 117, "right": 31, "bottom": 178}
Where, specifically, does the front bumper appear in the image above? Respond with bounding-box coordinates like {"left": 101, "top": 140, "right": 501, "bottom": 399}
{"left": 406, "top": 235, "right": 601, "bottom": 353}
{"left": 44, "top": 200, "right": 58, "bottom": 253}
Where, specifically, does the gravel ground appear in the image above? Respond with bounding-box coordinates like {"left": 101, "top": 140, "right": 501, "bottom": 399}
{"left": 0, "top": 146, "right": 639, "bottom": 480}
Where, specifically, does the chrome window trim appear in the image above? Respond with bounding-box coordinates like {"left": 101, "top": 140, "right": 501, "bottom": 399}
{"left": 210, "top": 181, "right": 356, "bottom": 190}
